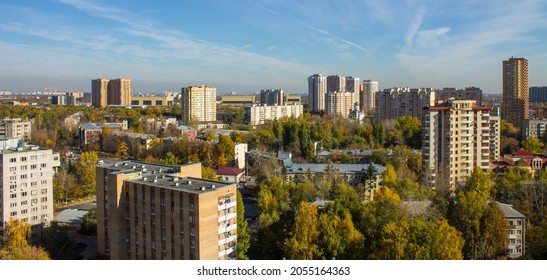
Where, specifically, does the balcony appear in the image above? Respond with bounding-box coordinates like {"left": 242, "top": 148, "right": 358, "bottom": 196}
{"left": 218, "top": 245, "right": 237, "bottom": 258}
{"left": 218, "top": 223, "right": 237, "bottom": 234}
{"left": 218, "top": 234, "right": 237, "bottom": 246}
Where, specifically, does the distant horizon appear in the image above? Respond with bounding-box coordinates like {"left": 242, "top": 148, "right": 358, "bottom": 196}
{"left": 1, "top": 1, "right": 547, "bottom": 95}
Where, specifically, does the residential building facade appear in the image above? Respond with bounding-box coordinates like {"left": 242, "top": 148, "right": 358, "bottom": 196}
{"left": 423, "top": 99, "right": 497, "bottom": 190}
{"left": 244, "top": 104, "right": 304, "bottom": 126}
{"left": 260, "top": 89, "right": 284, "bottom": 106}
{"left": 96, "top": 161, "right": 238, "bottom": 260}
{"left": 0, "top": 118, "right": 32, "bottom": 142}
{"left": 0, "top": 144, "right": 60, "bottom": 242}
{"left": 181, "top": 86, "right": 217, "bottom": 125}
{"left": 496, "top": 202, "right": 526, "bottom": 259}
{"left": 502, "top": 57, "right": 528, "bottom": 129}
{"left": 220, "top": 95, "right": 255, "bottom": 107}
{"left": 435, "top": 87, "right": 483, "bottom": 105}
{"left": 375, "top": 87, "right": 435, "bottom": 123}
{"left": 522, "top": 119, "right": 547, "bottom": 139}
{"left": 308, "top": 74, "right": 327, "bottom": 113}
{"left": 326, "top": 91, "right": 353, "bottom": 118}
{"left": 360, "top": 80, "right": 378, "bottom": 112}
{"left": 92, "top": 78, "right": 132, "bottom": 108}
{"left": 529, "top": 86, "right": 547, "bottom": 103}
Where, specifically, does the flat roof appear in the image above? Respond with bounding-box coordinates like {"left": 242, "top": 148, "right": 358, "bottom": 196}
{"left": 98, "top": 160, "right": 234, "bottom": 194}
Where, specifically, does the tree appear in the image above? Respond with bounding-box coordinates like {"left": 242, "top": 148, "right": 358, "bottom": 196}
{"left": 395, "top": 116, "right": 422, "bottom": 149}
{"left": 0, "top": 220, "right": 49, "bottom": 260}
{"left": 216, "top": 135, "right": 236, "bottom": 166}
{"left": 284, "top": 202, "right": 321, "bottom": 260}
{"left": 236, "top": 191, "right": 250, "bottom": 260}
{"left": 520, "top": 137, "right": 544, "bottom": 154}
{"left": 201, "top": 166, "right": 219, "bottom": 180}
{"left": 115, "top": 141, "right": 130, "bottom": 159}
{"left": 317, "top": 210, "right": 365, "bottom": 260}
{"left": 162, "top": 152, "right": 179, "bottom": 165}
{"left": 75, "top": 151, "right": 98, "bottom": 197}
{"left": 80, "top": 207, "right": 97, "bottom": 236}
{"left": 381, "top": 164, "right": 397, "bottom": 187}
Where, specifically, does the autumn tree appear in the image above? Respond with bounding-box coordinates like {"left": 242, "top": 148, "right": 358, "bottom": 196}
{"left": 284, "top": 202, "right": 321, "bottom": 260}
{"left": 201, "top": 166, "right": 219, "bottom": 181}
{"left": 520, "top": 137, "right": 544, "bottom": 154}
{"left": 0, "top": 220, "right": 49, "bottom": 260}
{"left": 317, "top": 209, "right": 365, "bottom": 260}
{"left": 115, "top": 141, "right": 130, "bottom": 159}
{"left": 75, "top": 151, "right": 98, "bottom": 197}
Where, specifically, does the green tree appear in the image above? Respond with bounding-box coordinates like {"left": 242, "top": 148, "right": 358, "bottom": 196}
{"left": 284, "top": 202, "right": 321, "bottom": 260}
{"left": 521, "top": 137, "right": 545, "bottom": 154}
{"left": 395, "top": 116, "right": 422, "bottom": 149}
{"left": 80, "top": 207, "right": 97, "bottom": 236}
{"left": 317, "top": 210, "right": 365, "bottom": 260}
{"left": 382, "top": 164, "right": 397, "bottom": 187}
{"left": 115, "top": 142, "right": 130, "bottom": 159}
{"left": 216, "top": 135, "right": 236, "bottom": 166}
{"left": 201, "top": 166, "right": 219, "bottom": 180}
{"left": 75, "top": 151, "right": 98, "bottom": 197}
{"left": 236, "top": 191, "right": 250, "bottom": 260}
{"left": 162, "top": 152, "right": 179, "bottom": 165}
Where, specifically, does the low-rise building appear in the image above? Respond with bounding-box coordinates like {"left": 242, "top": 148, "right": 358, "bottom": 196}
{"left": 0, "top": 118, "right": 32, "bottom": 142}
{"left": 213, "top": 166, "right": 245, "bottom": 183}
{"left": 244, "top": 104, "right": 303, "bottom": 126}
{"left": 78, "top": 121, "right": 127, "bottom": 146}
{"left": 496, "top": 202, "right": 526, "bottom": 259}
{"left": 130, "top": 92, "right": 180, "bottom": 107}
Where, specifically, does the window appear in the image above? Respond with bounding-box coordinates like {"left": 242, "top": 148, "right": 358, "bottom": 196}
{"left": 40, "top": 163, "right": 47, "bottom": 168}
{"left": 31, "top": 198, "right": 38, "bottom": 204}
{"left": 41, "top": 205, "right": 47, "bottom": 210}
{"left": 10, "top": 202, "right": 17, "bottom": 208}
{"left": 518, "top": 220, "right": 522, "bottom": 226}
{"left": 10, "top": 193, "right": 16, "bottom": 199}
{"left": 30, "top": 164, "right": 37, "bottom": 170}
{"left": 9, "top": 167, "right": 16, "bottom": 172}
{"left": 517, "top": 230, "right": 522, "bottom": 234}
{"left": 31, "top": 182, "right": 37, "bottom": 187}
{"left": 31, "top": 190, "right": 37, "bottom": 196}
{"left": 20, "top": 165, "right": 27, "bottom": 171}
{"left": 41, "top": 197, "right": 47, "bottom": 203}
{"left": 41, "top": 188, "right": 47, "bottom": 194}
{"left": 21, "top": 209, "right": 28, "bottom": 214}
{"left": 21, "top": 191, "right": 27, "bottom": 197}
{"left": 20, "top": 156, "right": 27, "bottom": 162}
{"left": 30, "top": 155, "right": 37, "bottom": 160}
{"left": 9, "top": 158, "right": 16, "bottom": 163}
{"left": 20, "top": 183, "right": 27, "bottom": 188}
{"left": 20, "top": 174, "right": 27, "bottom": 179}
{"left": 10, "top": 211, "right": 17, "bottom": 217}
{"left": 21, "top": 200, "right": 27, "bottom": 206}
{"left": 9, "top": 175, "right": 16, "bottom": 181}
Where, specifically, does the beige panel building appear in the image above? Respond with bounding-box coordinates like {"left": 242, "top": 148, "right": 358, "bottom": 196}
{"left": 502, "top": 57, "right": 528, "bottom": 129}
{"left": 375, "top": 87, "right": 435, "bottom": 123}
{"left": 360, "top": 80, "right": 378, "bottom": 113}
{"left": 92, "top": 78, "right": 132, "bottom": 108}
{"left": 96, "top": 161, "right": 237, "bottom": 260}
{"left": 285, "top": 95, "right": 302, "bottom": 105}
{"left": 0, "top": 118, "right": 32, "bottom": 142}
{"left": 326, "top": 91, "right": 353, "bottom": 118}
{"left": 92, "top": 78, "right": 110, "bottom": 108}
{"left": 0, "top": 144, "right": 60, "bottom": 242}
{"left": 308, "top": 74, "right": 327, "bottom": 113}
{"left": 423, "top": 99, "right": 496, "bottom": 190}
{"left": 496, "top": 202, "right": 526, "bottom": 259}
{"left": 107, "top": 78, "right": 131, "bottom": 106}
{"left": 181, "top": 86, "right": 217, "bottom": 125}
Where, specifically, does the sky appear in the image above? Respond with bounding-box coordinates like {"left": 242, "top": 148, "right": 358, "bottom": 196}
{"left": 1, "top": 0, "right": 547, "bottom": 95}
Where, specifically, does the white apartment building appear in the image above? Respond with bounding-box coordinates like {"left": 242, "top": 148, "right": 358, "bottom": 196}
{"left": 0, "top": 118, "right": 32, "bottom": 142}
{"left": 423, "top": 99, "right": 497, "bottom": 190}
{"left": 308, "top": 74, "right": 327, "bottom": 113}
{"left": 361, "top": 80, "right": 378, "bottom": 113}
{"left": 244, "top": 104, "right": 304, "bottom": 126}
{"left": 0, "top": 144, "right": 60, "bottom": 242}
{"left": 234, "top": 143, "right": 248, "bottom": 169}
{"left": 181, "top": 86, "right": 217, "bottom": 125}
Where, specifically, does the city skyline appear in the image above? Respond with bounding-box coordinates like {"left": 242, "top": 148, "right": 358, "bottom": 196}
{"left": 1, "top": 0, "right": 547, "bottom": 94}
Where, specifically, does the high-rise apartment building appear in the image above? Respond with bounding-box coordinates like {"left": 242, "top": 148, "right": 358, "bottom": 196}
{"left": 502, "top": 57, "right": 528, "bottom": 129}
{"left": 107, "top": 78, "right": 132, "bottom": 106}
{"left": 96, "top": 161, "right": 238, "bottom": 260}
{"left": 529, "top": 86, "right": 547, "bottom": 103}
{"left": 260, "top": 89, "right": 284, "bottom": 106}
{"left": 423, "top": 99, "right": 498, "bottom": 190}
{"left": 92, "top": 78, "right": 132, "bottom": 108}
{"left": 360, "top": 80, "right": 378, "bottom": 112}
{"left": 326, "top": 92, "right": 353, "bottom": 118}
{"left": 327, "top": 75, "right": 346, "bottom": 93}
{"left": 92, "top": 78, "right": 110, "bottom": 108}
{"left": 0, "top": 118, "right": 32, "bottom": 142}
{"left": 308, "top": 74, "right": 327, "bottom": 113}
{"left": 0, "top": 143, "right": 60, "bottom": 242}
{"left": 345, "top": 76, "right": 360, "bottom": 108}
{"left": 181, "top": 86, "right": 217, "bottom": 125}
{"left": 375, "top": 87, "right": 435, "bottom": 123}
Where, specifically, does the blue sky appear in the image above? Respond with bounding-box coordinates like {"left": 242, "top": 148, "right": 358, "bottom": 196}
{"left": 1, "top": 0, "right": 546, "bottom": 94}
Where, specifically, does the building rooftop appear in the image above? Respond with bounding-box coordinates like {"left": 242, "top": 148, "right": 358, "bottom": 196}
{"left": 496, "top": 202, "right": 526, "bottom": 219}
{"left": 214, "top": 166, "right": 244, "bottom": 176}
{"left": 286, "top": 163, "right": 386, "bottom": 175}
{"left": 0, "top": 145, "right": 50, "bottom": 154}
{"left": 99, "top": 160, "right": 234, "bottom": 194}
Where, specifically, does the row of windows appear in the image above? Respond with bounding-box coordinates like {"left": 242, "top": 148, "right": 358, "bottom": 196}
{"left": 8, "top": 155, "right": 42, "bottom": 163}
{"left": 10, "top": 209, "right": 48, "bottom": 217}
{"left": 7, "top": 163, "right": 47, "bottom": 171}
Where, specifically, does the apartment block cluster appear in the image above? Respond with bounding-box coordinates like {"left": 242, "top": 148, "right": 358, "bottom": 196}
{"left": 308, "top": 74, "right": 377, "bottom": 118}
